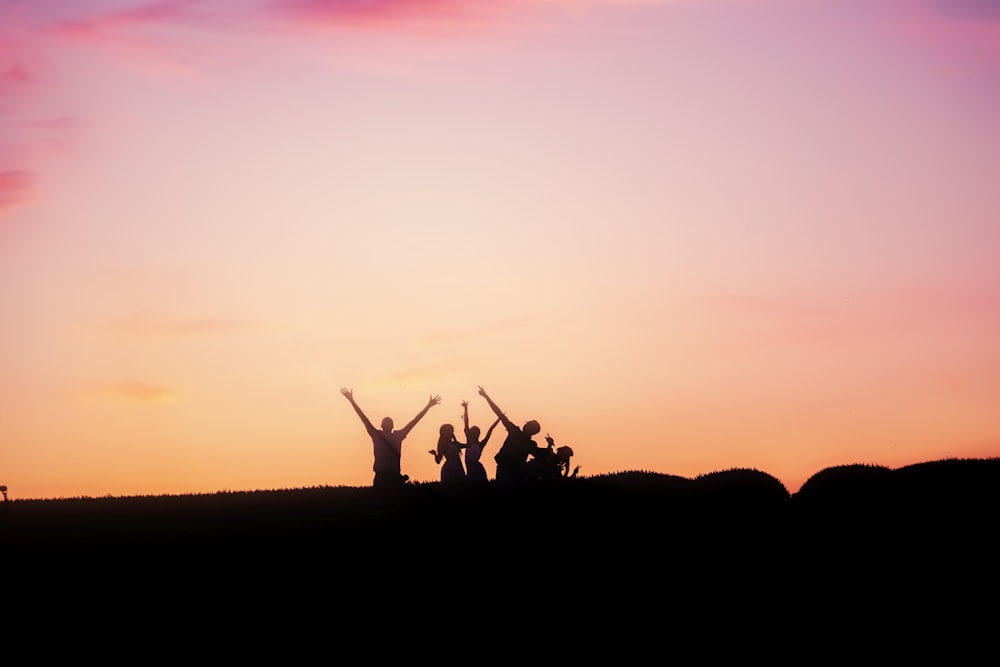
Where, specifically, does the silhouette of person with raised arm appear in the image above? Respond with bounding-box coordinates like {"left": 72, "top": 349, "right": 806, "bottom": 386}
{"left": 477, "top": 385, "right": 545, "bottom": 486}
{"left": 555, "top": 445, "right": 579, "bottom": 478}
{"left": 340, "top": 387, "right": 440, "bottom": 490}
{"left": 460, "top": 399, "right": 500, "bottom": 485}
{"left": 429, "top": 423, "right": 466, "bottom": 484}
{"left": 523, "top": 433, "right": 579, "bottom": 480}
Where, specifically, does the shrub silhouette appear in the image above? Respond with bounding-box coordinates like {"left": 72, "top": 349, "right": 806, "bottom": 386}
{"left": 583, "top": 470, "right": 695, "bottom": 496}
{"left": 893, "top": 457, "right": 1000, "bottom": 504}
{"left": 794, "top": 463, "right": 894, "bottom": 506}
{"left": 693, "top": 467, "right": 790, "bottom": 502}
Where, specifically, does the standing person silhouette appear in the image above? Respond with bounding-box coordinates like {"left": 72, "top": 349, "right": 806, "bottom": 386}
{"left": 340, "top": 387, "right": 441, "bottom": 490}
{"left": 477, "top": 385, "right": 545, "bottom": 486}
{"left": 460, "top": 399, "right": 500, "bottom": 485}
{"left": 429, "top": 423, "right": 466, "bottom": 484}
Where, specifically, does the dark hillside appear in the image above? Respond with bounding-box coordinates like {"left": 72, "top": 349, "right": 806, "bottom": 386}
{"left": 2, "top": 457, "right": 995, "bottom": 647}
{"left": 5, "top": 458, "right": 995, "bottom": 554}
{"left": 2, "top": 458, "right": 995, "bottom": 595}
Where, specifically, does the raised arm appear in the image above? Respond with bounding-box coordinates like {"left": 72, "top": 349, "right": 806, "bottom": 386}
{"left": 480, "top": 417, "right": 501, "bottom": 449}
{"left": 550, "top": 436, "right": 561, "bottom": 462}
{"left": 341, "top": 387, "right": 376, "bottom": 435}
{"left": 398, "top": 394, "right": 441, "bottom": 438}
{"left": 477, "top": 386, "right": 514, "bottom": 430}
{"left": 461, "top": 400, "right": 470, "bottom": 437}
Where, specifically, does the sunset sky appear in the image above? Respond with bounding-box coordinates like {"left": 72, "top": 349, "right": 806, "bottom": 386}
{"left": 2, "top": 0, "right": 998, "bottom": 499}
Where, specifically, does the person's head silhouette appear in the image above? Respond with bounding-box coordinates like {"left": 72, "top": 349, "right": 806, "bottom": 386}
{"left": 434, "top": 423, "right": 459, "bottom": 462}
{"left": 381, "top": 417, "right": 394, "bottom": 434}
{"left": 523, "top": 420, "right": 540, "bottom": 436}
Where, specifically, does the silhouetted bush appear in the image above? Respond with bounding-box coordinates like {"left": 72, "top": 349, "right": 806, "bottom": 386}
{"left": 794, "top": 463, "right": 895, "bottom": 506}
{"left": 693, "top": 468, "right": 790, "bottom": 502}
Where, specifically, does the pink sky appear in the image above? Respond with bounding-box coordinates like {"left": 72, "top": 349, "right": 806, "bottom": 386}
{"left": 1, "top": 0, "right": 998, "bottom": 499}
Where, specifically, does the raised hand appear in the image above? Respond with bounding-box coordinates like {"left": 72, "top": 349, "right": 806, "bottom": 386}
{"left": 340, "top": 387, "right": 354, "bottom": 401}
{"left": 428, "top": 394, "right": 442, "bottom": 407}
{"left": 477, "top": 385, "right": 487, "bottom": 397}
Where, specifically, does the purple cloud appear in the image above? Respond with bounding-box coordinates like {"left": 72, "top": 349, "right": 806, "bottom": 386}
{"left": 885, "top": 0, "right": 1000, "bottom": 72}
{"left": 929, "top": 0, "right": 1000, "bottom": 22}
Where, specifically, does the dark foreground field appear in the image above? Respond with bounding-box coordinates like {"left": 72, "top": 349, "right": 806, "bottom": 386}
{"left": 3, "top": 457, "right": 997, "bottom": 645}
{"left": 5, "top": 457, "right": 996, "bottom": 564}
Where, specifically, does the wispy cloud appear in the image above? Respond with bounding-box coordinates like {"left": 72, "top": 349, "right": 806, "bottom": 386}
{"left": 51, "top": 1, "right": 249, "bottom": 78}
{"left": 0, "top": 170, "right": 33, "bottom": 213}
{"left": 0, "top": 56, "right": 33, "bottom": 89}
{"left": 263, "top": 0, "right": 778, "bottom": 34}
{"left": 709, "top": 283, "right": 1000, "bottom": 352}
{"left": 1, "top": 6, "right": 70, "bottom": 218}
{"left": 379, "top": 356, "right": 470, "bottom": 384}
{"left": 45, "top": 0, "right": 247, "bottom": 37}
{"left": 108, "top": 316, "right": 257, "bottom": 339}
{"left": 102, "top": 381, "right": 179, "bottom": 403}
{"left": 420, "top": 314, "right": 544, "bottom": 347}
{"left": 272, "top": 0, "right": 475, "bottom": 22}
{"left": 369, "top": 314, "right": 546, "bottom": 386}
{"left": 259, "top": 0, "right": 551, "bottom": 42}
{"left": 0, "top": 5, "right": 53, "bottom": 113}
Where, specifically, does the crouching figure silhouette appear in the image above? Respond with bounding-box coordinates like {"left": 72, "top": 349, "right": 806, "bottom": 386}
{"left": 523, "top": 434, "right": 579, "bottom": 481}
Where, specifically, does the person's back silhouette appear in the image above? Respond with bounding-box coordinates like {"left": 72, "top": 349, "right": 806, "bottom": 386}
{"left": 477, "top": 385, "right": 544, "bottom": 486}
{"left": 341, "top": 387, "right": 440, "bottom": 489}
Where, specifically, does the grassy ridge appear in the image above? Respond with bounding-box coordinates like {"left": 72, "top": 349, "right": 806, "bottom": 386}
{"left": 3, "top": 457, "right": 995, "bottom": 645}
{"left": 4, "top": 457, "right": 995, "bottom": 555}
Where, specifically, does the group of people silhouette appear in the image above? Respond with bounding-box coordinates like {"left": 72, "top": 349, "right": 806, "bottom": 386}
{"left": 340, "top": 385, "right": 577, "bottom": 490}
